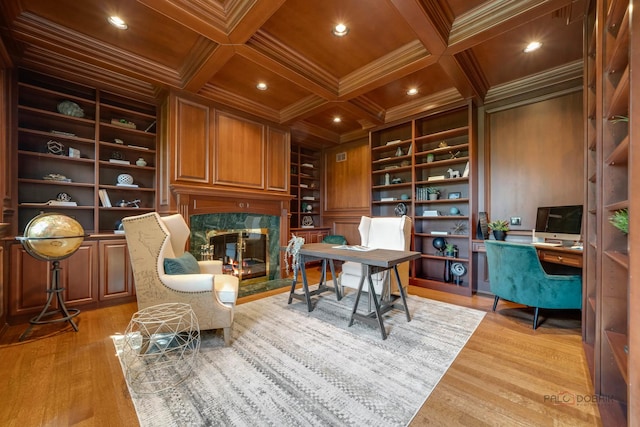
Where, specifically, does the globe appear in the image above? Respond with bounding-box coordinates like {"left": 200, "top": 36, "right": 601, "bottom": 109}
{"left": 19, "top": 213, "right": 85, "bottom": 261}
{"left": 432, "top": 237, "right": 446, "bottom": 251}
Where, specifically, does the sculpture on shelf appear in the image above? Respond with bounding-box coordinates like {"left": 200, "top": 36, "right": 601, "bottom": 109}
{"left": 117, "top": 199, "right": 141, "bottom": 208}
{"left": 447, "top": 168, "right": 460, "bottom": 178}
{"left": 47, "top": 140, "right": 64, "bottom": 155}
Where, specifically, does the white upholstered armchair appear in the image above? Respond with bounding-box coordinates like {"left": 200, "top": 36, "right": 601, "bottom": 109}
{"left": 122, "top": 212, "right": 239, "bottom": 345}
{"left": 339, "top": 215, "right": 412, "bottom": 296}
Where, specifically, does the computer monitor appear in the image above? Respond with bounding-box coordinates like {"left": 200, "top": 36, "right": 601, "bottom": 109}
{"left": 534, "top": 205, "right": 583, "bottom": 242}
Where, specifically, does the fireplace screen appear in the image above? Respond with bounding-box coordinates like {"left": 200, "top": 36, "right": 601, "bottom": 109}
{"left": 206, "top": 228, "right": 269, "bottom": 281}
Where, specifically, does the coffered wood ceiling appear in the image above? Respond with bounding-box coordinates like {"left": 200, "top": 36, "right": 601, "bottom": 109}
{"left": 0, "top": 0, "right": 586, "bottom": 146}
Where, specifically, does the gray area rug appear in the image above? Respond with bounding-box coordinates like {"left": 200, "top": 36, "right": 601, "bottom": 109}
{"left": 114, "top": 287, "right": 485, "bottom": 427}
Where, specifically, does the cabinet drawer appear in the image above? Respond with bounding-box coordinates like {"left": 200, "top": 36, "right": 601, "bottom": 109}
{"left": 538, "top": 250, "right": 582, "bottom": 268}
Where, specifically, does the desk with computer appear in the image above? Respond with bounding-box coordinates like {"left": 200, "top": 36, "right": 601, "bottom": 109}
{"left": 473, "top": 205, "right": 584, "bottom": 293}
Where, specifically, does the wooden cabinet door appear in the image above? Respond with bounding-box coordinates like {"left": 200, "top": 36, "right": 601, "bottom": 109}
{"left": 266, "top": 127, "right": 289, "bottom": 191}
{"left": 9, "top": 242, "right": 97, "bottom": 318}
{"left": 63, "top": 242, "right": 98, "bottom": 304}
{"left": 173, "top": 96, "right": 212, "bottom": 184}
{"left": 99, "top": 239, "right": 135, "bottom": 300}
{"left": 215, "top": 111, "right": 264, "bottom": 188}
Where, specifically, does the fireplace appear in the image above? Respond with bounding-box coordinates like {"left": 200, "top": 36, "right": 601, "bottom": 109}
{"left": 206, "top": 228, "right": 269, "bottom": 281}
{"left": 188, "top": 212, "right": 281, "bottom": 285}
{"left": 171, "top": 187, "right": 290, "bottom": 290}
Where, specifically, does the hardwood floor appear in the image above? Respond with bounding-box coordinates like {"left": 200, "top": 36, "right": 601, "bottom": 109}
{"left": 0, "top": 267, "right": 601, "bottom": 426}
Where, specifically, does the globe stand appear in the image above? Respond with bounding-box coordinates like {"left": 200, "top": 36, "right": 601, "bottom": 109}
{"left": 16, "top": 212, "right": 86, "bottom": 341}
{"left": 19, "top": 260, "right": 80, "bottom": 341}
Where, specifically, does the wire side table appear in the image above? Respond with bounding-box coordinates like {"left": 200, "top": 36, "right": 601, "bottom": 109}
{"left": 121, "top": 303, "right": 200, "bottom": 394}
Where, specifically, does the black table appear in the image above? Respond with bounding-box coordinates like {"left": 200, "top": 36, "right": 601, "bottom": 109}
{"left": 288, "top": 243, "right": 421, "bottom": 339}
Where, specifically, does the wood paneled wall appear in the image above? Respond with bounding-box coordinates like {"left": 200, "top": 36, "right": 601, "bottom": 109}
{"left": 486, "top": 91, "right": 584, "bottom": 229}
{"left": 322, "top": 138, "right": 370, "bottom": 244}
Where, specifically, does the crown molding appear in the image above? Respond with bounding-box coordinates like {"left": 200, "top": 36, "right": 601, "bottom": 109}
{"left": 484, "top": 59, "right": 583, "bottom": 105}
{"left": 12, "top": 12, "right": 183, "bottom": 87}
{"left": 279, "top": 95, "right": 329, "bottom": 124}
{"left": 198, "top": 83, "right": 280, "bottom": 123}
{"left": 384, "top": 87, "right": 463, "bottom": 123}
{"left": 449, "top": 0, "right": 573, "bottom": 51}
{"left": 19, "top": 47, "right": 157, "bottom": 102}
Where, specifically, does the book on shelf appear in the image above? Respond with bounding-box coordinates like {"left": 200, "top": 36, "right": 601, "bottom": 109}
{"left": 380, "top": 197, "right": 396, "bottom": 202}
{"left": 302, "top": 196, "right": 315, "bottom": 200}
{"left": 109, "top": 159, "right": 131, "bottom": 165}
{"left": 116, "top": 183, "right": 139, "bottom": 188}
{"left": 423, "top": 210, "right": 440, "bottom": 217}
{"left": 332, "top": 245, "right": 375, "bottom": 252}
{"left": 431, "top": 231, "right": 449, "bottom": 235}
{"left": 46, "top": 200, "right": 77, "bottom": 206}
{"left": 427, "top": 175, "right": 445, "bottom": 181}
{"left": 98, "top": 189, "right": 112, "bottom": 207}
{"left": 23, "top": 201, "right": 75, "bottom": 207}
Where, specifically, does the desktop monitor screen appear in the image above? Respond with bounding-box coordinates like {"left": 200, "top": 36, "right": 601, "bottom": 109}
{"left": 535, "top": 205, "right": 583, "bottom": 240}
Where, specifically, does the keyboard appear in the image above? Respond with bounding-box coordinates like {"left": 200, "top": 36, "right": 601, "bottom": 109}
{"left": 532, "top": 242, "right": 562, "bottom": 247}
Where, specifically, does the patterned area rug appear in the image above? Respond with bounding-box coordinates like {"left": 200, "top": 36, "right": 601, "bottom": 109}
{"left": 114, "top": 287, "right": 485, "bottom": 427}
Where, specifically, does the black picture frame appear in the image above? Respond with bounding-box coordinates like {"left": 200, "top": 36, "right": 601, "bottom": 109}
{"left": 448, "top": 192, "right": 462, "bottom": 199}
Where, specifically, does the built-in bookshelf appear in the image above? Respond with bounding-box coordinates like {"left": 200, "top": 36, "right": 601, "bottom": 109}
{"left": 289, "top": 143, "right": 322, "bottom": 230}
{"left": 583, "top": 1, "right": 638, "bottom": 424}
{"left": 370, "top": 103, "right": 475, "bottom": 296}
{"left": 15, "top": 69, "right": 157, "bottom": 234}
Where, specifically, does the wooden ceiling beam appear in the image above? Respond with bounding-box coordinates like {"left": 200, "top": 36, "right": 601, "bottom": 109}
{"left": 136, "top": 0, "right": 231, "bottom": 44}
{"left": 388, "top": 0, "right": 452, "bottom": 56}
{"left": 181, "top": 42, "right": 235, "bottom": 92}
{"left": 438, "top": 50, "right": 489, "bottom": 104}
{"left": 137, "top": 0, "right": 286, "bottom": 45}
{"left": 446, "top": 0, "right": 575, "bottom": 54}
{"left": 338, "top": 40, "right": 435, "bottom": 99}
{"left": 235, "top": 44, "right": 338, "bottom": 100}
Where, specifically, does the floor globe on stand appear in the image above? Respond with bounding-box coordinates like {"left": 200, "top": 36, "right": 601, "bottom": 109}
{"left": 16, "top": 212, "right": 86, "bottom": 340}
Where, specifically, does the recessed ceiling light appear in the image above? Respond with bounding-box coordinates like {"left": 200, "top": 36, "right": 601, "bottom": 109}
{"left": 524, "top": 41, "right": 542, "bottom": 53}
{"left": 256, "top": 82, "right": 268, "bottom": 91}
{"left": 333, "top": 117, "right": 342, "bottom": 123}
{"left": 407, "top": 88, "right": 418, "bottom": 96}
{"left": 108, "top": 16, "right": 128, "bottom": 30}
{"left": 332, "top": 23, "right": 349, "bottom": 37}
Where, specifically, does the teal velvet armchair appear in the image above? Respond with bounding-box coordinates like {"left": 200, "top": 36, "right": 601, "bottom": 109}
{"left": 484, "top": 240, "right": 582, "bottom": 329}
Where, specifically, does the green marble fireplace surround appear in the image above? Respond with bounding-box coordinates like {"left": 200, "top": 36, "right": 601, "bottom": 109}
{"left": 189, "top": 213, "right": 281, "bottom": 282}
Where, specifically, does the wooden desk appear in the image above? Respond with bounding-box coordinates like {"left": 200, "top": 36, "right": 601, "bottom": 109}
{"left": 289, "top": 243, "right": 421, "bottom": 340}
{"left": 472, "top": 240, "right": 583, "bottom": 268}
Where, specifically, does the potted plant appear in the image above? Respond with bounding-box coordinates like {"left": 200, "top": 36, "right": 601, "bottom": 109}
{"left": 426, "top": 187, "right": 440, "bottom": 200}
{"left": 609, "top": 209, "right": 628, "bottom": 234}
{"left": 487, "top": 219, "right": 510, "bottom": 241}
{"left": 444, "top": 243, "right": 458, "bottom": 258}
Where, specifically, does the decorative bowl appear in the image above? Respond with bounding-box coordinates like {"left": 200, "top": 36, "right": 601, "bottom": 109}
{"left": 117, "top": 174, "right": 134, "bottom": 185}
{"left": 57, "top": 100, "right": 84, "bottom": 118}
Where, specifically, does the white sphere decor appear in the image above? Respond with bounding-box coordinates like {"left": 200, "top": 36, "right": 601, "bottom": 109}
{"left": 117, "top": 173, "right": 134, "bottom": 185}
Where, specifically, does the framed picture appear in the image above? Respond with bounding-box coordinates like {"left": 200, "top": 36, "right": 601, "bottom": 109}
{"left": 448, "top": 192, "right": 462, "bottom": 199}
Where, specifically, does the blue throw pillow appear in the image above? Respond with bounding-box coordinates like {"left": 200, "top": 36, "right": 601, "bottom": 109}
{"left": 163, "top": 252, "right": 200, "bottom": 275}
